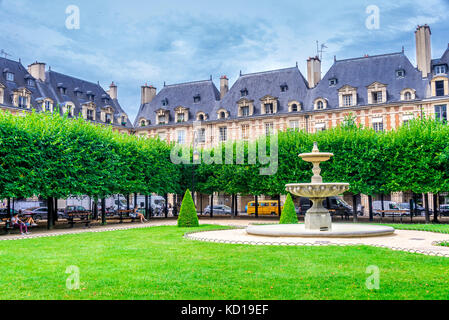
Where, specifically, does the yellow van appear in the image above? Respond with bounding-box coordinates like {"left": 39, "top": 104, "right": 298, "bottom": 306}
{"left": 247, "top": 201, "right": 281, "bottom": 216}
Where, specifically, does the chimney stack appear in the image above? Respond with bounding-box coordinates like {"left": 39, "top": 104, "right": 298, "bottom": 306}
{"left": 220, "top": 76, "right": 229, "bottom": 99}
{"left": 27, "top": 62, "right": 46, "bottom": 82}
{"left": 307, "top": 56, "right": 321, "bottom": 88}
{"left": 415, "top": 24, "right": 432, "bottom": 78}
{"left": 141, "top": 84, "right": 157, "bottom": 105}
{"left": 109, "top": 82, "right": 118, "bottom": 100}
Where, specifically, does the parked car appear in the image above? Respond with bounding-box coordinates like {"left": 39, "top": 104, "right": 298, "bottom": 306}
{"left": 297, "top": 196, "right": 353, "bottom": 216}
{"left": 204, "top": 205, "right": 231, "bottom": 215}
{"left": 247, "top": 201, "right": 281, "bottom": 216}
{"left": 0, "top": 208, "right": 19, "bottom": 219}
{"left": 22, "top": 207, "right": 64, "bottom": 221}
{"left": 439, "top": 204, "right": 449, "bottom": 216}
{"left": 372, "top": 201, "right": 410, "bottom": 216}
{"left": 397, "top": 202, "right": 427, "bottom": 216}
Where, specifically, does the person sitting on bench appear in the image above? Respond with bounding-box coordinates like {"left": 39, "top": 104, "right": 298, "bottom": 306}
{"left": 24, "top": 216, "right": 38, "bottom": 227}
{"left": 11, "top": 214, "right": 30, "bottom": 235}
{"left": 133, "top": 206, "right": 147, "bottom": 223}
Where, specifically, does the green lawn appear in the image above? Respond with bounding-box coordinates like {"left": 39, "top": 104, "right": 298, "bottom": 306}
{"left": 382, "top": 223, "right": 449, "bottom": 234}
{"left": 1, "top": 225, "right": 449, "bottom": 300}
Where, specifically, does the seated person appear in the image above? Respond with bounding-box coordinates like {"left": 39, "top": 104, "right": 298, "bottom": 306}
{"left": 11, "top": 214, "right": 30, "bottom": 235}
{"left": 133, "top": 206, "right": 147, "bottom": 223}
{"left": 24, "top": 216, "right": 38, "bottom": 227}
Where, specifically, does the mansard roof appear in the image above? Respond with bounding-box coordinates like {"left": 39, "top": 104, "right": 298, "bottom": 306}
{"left": 0, "top": 57, "right": 40, "bottom": 107}
{"left": 135, "top": 79, "right": 220, "bottom": 127}
{"left": 45, "top": 71, "right": 132, "bottom": 127}
{"left": 309, "top": 52, "right": 429, "bottom": 110}
{"left": 432, "top": 47, "right": 449, "bottom": 67}
{"left": 217, "top": 66, "right": 309, "bottom": 118}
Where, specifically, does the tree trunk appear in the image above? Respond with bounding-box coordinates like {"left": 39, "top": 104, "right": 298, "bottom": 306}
{"left": 380, "top": 194, "right": 385, "bottom": 218}
{"left": 101, "top": 198, "right": 106, "bottom": 225}
{"left": 210, "top": 194, "right": 214, "bottom": 218}
{"left": 409, "top": 198, "right": 414, "bottom": 222}
{"left": 235, "top": 194, "right": 239, "bottom": 217}
{"left": 255, "top": 195, "right": 259, "bottom": 218}
{"left": 424, "top": 193, "right": 430, "bottom": 224}
{"left": 368, "top": 195, "right": 373, "bottom": 222}
{"left": 433, "top": 193, "right": 439, "bottom": 223}
{"left": 352, "top": 194, "right": 358, "bottom": 223}
{"left": 47, "top": 197, "right": 54, "bottom": 230}
{"left": 7, "top": 198, "right": 11, "bottom": 219}
{"left": 278, "top": 195, "right": 282, "bottom": 218}
{"left": 126, "top": 194, "right": 130, "bottom": 211}
{"left": 145, "top": 195, "right": 149, "bottom": 220}
{"left": 164, "top": 194, "right": 168, "bottom": 218}
{"left": 231, "top": 194, "right": 235, "bottom": 217}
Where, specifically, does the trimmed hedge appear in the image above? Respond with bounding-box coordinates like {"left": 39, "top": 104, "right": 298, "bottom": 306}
{"left": 279, "top": 193, "right": 298, "bottom": 224}
{"left": 177, "top": 189, "right": 199, "bottom": 227}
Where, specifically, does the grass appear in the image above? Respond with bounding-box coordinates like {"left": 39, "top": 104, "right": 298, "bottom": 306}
{"left": 1, "top": 225, "right": 449, "bottom": 300}
{"left": 381, "top": 223, "right": 449, "bottom": 234}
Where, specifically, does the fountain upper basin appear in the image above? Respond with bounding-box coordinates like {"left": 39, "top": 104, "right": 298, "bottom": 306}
{"left": 286, "top": 183, "right": 350, "bottom": 198}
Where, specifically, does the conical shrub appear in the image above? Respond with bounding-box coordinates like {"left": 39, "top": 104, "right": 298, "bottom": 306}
{"left": 280, "top": 193, "right": 298, "bottom": 224}
{"left": 177, "top": 189, "right": 200, "bottom": 227}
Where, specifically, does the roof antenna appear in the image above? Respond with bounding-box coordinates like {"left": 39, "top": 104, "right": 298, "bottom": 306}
{"left": 164, "top": 81, "right": 166, "bottom": 87}
{"left": 402, "top": 46, "right": 405, "bottom": 53}
{"left": 296, "top": 61, "right": 298, "bottom": 67}
{"left": 0, "top": 49, "right": 11, "bottom": 59}
{"left": 316, "top": 41, "right": 327, "bottom": 60}
{"left": 240, "top": 70, "right": 242, "bottom": 76}
{"left": 210, "top": 75, "right": 212, "bottom": 80}
{"left": 334, "top": 55, "right": 337, "bottom": 63}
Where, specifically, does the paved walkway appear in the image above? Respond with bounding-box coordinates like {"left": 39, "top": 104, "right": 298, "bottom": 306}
{"left": 2, "top": 219, "right": 449, "bottom": 258}
{"left": 185, "top": 228, "right": 449, "bottom": 257}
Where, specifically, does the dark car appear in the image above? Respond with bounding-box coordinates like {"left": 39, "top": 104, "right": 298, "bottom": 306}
{"left": 0, "top": 208, "right": 19, "bottom": 219}
{"left": 297, "top": 196, "right": 353, "bottom": 216}
{"left": 439, "top": 204, "right": 449, "bottom": 216}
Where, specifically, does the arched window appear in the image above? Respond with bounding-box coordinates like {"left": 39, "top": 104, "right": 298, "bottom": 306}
{"left": 140, "top": 120, "right": 146, "bottom": 127}
{"left": 291, "top": 104, "right": 298, "bottom": 112}
{"left": 198, "top": 114, "right": 204, "bottom": 121}
{"left": 220, "top": 112, "right": 226, "bottom": 119}
{"left": 317, "top": 101, "right": 324, "bottom": 110}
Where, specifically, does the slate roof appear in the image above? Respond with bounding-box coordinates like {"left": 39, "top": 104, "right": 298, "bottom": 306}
{"left": 0, "top": 57, "right": 40, "bottom": 108}
{"left": 135, "top": 79, "right": 220, "bottom": 127}
{"left": 309, "top": 52, "right": 430, "bottom": 110}
{"left": 0, "top": 57, "right": 132, "bottom": 129}
{"left": 216, "top": 67, "right": 309, "bottom": 118}
{"left": 45, "top": 71, "right": 132, "bottom": 128}
{"left": 432, "top": 46, "right": 449, "bottom": 67}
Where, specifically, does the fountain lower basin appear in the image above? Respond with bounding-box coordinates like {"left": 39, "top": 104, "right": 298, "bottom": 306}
{"left": 246, "top": 223, "right": 395, "bottom": 238}
{"left": 286, "top": 183, "right": 350, "bottom": 198}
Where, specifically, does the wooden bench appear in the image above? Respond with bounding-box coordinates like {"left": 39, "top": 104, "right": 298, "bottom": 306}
{"left": 107, "top": 210, "right": 138, "bottom": 224}
{"left": 2, "top": 218, "right": 37, "bottom": 234}
{"left": 67, "top": 211, "right": 92, "bottom": 228}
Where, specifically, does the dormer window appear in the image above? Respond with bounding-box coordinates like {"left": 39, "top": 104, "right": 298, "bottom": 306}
{"left": 57, "top": 83, "right": 67, "bottom": 95}
{"left": 6, "top": 72, "right": 14, "bottom": 81}
{"left": 291, "top": 104, "right": 298, "bottom": 112}
{"left": 162, "top": 98, "right": 169, "bottom": 106}
{"left": 264, "top": 103, "right": 274, "bottom": 114}
{"left": 121, "top": 116, "right": 127, "bottom": 126}
{"left": 329, "top": 78, "right": 338, "bottom": 87}
{"left": 26, "top": 79, "right": 34, "bottom": 87}
{"left": 177, "top": 113, "right": 185, "bottom": 123}
{"left": 193, "top": 95, "right": 201, "bottom": 103}
{"left": 314, "top": 98, "right": 327, "bottom": 110}
{"left": 396, "top": 69, "right": 405, "bottom": 78}
{"left": 404, "top": 92, "right": 412, "bottom": 100}
{"left": 241, "top": 106, "right": 250, "bottom": 117}
{"left": 105, "top": 113, "right": 112, "bottom": 124}
{"left": 317, "top": 101, "right": 324, "bottom": 109}
{"left": 241, "top": 88, "right": 248, "bottom": 97}
{"left": 280, "top": 83, "right": 288, "bottom": 92}
{"left": 74, "top": 88, "right": 83, "bottom": 98}
{"left": 86, "top": 91, "right": 95, "bottom": 101}
{"left": 435, "top": 65, "right": 447, "bottom": 75}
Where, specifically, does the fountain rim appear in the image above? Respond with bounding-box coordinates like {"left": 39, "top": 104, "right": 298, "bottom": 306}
{"left": 298, "top": 152, "right": 334, "bottom": 158}
{"left": 286, "top": 182, "right": 350, "bottom": 187}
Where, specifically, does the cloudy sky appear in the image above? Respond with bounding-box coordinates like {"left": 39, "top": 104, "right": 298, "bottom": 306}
{"left": 0, "top": 0, "right": 448, "bottom": 121}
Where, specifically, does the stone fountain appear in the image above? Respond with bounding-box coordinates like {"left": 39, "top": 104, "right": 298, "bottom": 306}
{"left": 246, "top": 142, "right": 395, "bottom": 238}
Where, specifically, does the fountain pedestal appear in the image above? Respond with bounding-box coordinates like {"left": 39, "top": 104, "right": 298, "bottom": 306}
{"left": 306, "top": 198, "right": 332, "bottom": 231}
